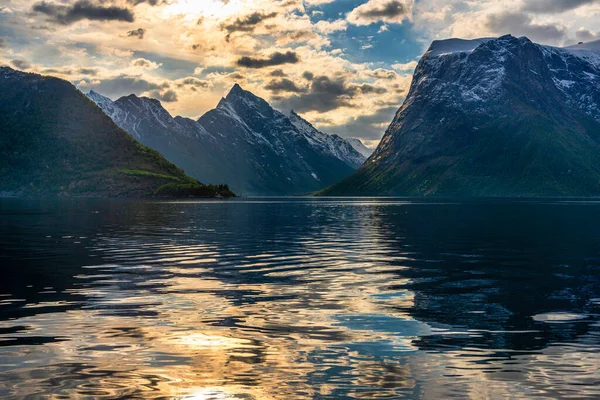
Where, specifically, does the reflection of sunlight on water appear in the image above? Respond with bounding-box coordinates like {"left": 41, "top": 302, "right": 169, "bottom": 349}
{"left": 181, "top": 388, "right": 238, "bottom": 400}
{"left": 1, "top": 199, "right": 600, "bottom": 398}
{"left": 177, "top": 334, "right": 251, "bottom": 349}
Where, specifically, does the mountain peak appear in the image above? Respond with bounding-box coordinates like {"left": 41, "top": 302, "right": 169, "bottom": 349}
{"left": 322, "top": 35, "right": 600, "bottom": 197}
{"left": 87, "top": 90, "right": 113, "bottom": 105}
{"left": 226, "top": 83, "right": 246, "bottom": 99}
{"left": 223, "top": 84, "right": 273, "bottom": 117}
{"left": 118, "top": 93, "right": 163, "bottom": 108}
{"left": 426, "top": 35, "right": 533, "bottom": 58}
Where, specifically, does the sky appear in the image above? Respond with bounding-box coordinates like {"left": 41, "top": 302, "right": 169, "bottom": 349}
{"left": 1, "top": 0, "right": 600, "bottom": 147}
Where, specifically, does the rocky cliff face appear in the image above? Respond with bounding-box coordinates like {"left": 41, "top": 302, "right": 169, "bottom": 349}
{"left": 89, "top": 84, "right": 365, "bottom": 195}
{"left": 322, "top": 35, "right": 600, "bottom": 196}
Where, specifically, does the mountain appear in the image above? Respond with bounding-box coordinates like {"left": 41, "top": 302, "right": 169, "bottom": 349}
{"left": 88, "top": 84, "right": 366, "bottom": 195}
{"left": 347, "top": 138, "right": 375, "bottom": 158}
{"left": 322, "top": 35, "right": 600, "bottom": 196}
{"left": 0, "top": 67, "right": 234, "bottom": 198}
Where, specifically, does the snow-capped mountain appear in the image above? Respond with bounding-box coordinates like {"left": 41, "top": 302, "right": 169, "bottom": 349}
{"left": 347, "top": 138, "right": 374, "bottom": 158}
{"left": 323, "top": 34, "right": 600, "bottom": 196}
{"left": 287, "top": 110, "right": 365, "bottom": 169}
{"left": 88, "top": 84, "right": 365, "bottom": 195}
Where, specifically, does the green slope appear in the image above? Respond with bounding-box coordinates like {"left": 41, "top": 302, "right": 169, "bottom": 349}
{"left": 0, "top": 67, "right": 234, "bottom": 198}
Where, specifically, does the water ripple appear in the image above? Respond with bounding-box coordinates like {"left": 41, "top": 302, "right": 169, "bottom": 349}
{"left": 0, "top": 198, "right": 599, "bottom": 399}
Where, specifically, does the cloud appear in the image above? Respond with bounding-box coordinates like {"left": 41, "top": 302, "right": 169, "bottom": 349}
{"left": 313, "top": 19, "right": 348, "bottom": 34}
{"left": 78, "top": 75, "right": 167, "bottom": 98}
{"left": 175, "top": 77, "right": 211, "bottom": 89}
{"left": 236, "top": 51, "right": 300, "bottom": 68}
{"left": 126, "top": 28, "right": 145, "bottom": 39}
{"left": 275, "top": 75, "right": 386, "bottom": 113}
{"left": 11, "top": 59, "right": 31, "bottom": 70}
{"left": 265, "top": 78, "right": 307, "bottom": 94}
{"left": 325, "top": 106, "right": 398, "bottom": 140}
{"left": 221, "top": 11, "right": 277, "bottom": 40}
{"left": 575, "top": 28, "right": 599, "bottom": 42}
{"left": 392, "top": 61, "right": 418, "bottom": 73}
{"left": 131, "top": 58, "right": 161, "bottom": 69}
{"left": 78, "top": 68, "right": 98, "bottom": 75}
{"left": 127, "top": 0, "right": 166, "bottom": 5}
{"left": 522, "top": 0, "right": 599, "bottom": 14}
{"left": 149, "top": 89, "right": 178, "bottom": 102}
{"left": 366, "top": 68, "right": 399, "bottom": 79}
{"left": 269, "top": 69, "right": 287, "bottom": 77}
{"left": 302, "top": 71, "right": 314, "bottom": 80}
{"left": 0, "top": 38, "right": 5, "bottom": 48}
{"left": 41, "top": 67, "right": 98, "bottom": 76}
{"left": 347, "top": 0, "right": 413, "bottom": 26}
{"left": 32, "top": 0, "right": 134, "bottom": 25}
{"left": 485, "top": 12, "right": 567, "bottom": 43}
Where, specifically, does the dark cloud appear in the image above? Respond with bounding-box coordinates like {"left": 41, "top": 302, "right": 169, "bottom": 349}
{"left": 78, "top": 68, "right": 98, "bottom": 75}
{"left": 32, "top": 0, "right": 134, "bottom": 25}
{"left": 41, "top": 67, "right": 98, "bottom": 76}
{"left": 176, "top": 77, "right": 210, "bottom": 88}
{"left": 281, "top": 30, "right": 314, "bottom": 43}
{"left": 236, "top": 51, "right": 299, "bottom": 68}
{"left": 485, "top": 12, "right": 566, "bottom": 43}
{"left": 10, "top": 59, "right": 31, "bottom": 70}
{"left": 270, "top": 69, "right": 287, "bottom": 77}
{"left": 367, "top": 68, "right": 398, "bottom": 80}
{"left": 0, "top": 38, "right": 5, "bottom": 48}
{"left": 274, "top": 75, "right": 386, "bottom": 113}
{"left": 227, "top": 72, "right": 245, "bottom": 80}
{"left": 80, "top": 75, "right": 166, "bottom": 98}
{"left": 265, "top": 78, "right": 307, "bottom": 94}
{"left": 358, "top": 0, "right": 409, "bottom": 19}
{"left": 348, "top": 0, "right": 411, "bottom": 25}
{"left": 126, "top": 28, "right": 145, "bottom": 39}
{"left": 149, "top": 89, "right": 178, "bottom": 102}
{"left": 221, "top": 11, "right": 277, "bottom": 40}
{"left": 326, "top": 106, "right": 398, "bottom": 140}
{"left": 355, "top": 83, "right": 387, "bottom": 94}
{"left": 575, "top": 28, "right": 599, "bottom": 42}
{"left": 127, "top": 0, "right": 166, "bottom": 5}
{"left": 302, "top": 71, "right": 314, "bottom": 80}
{"left": 522, "top": 0, "right": 598, "bottom": 14}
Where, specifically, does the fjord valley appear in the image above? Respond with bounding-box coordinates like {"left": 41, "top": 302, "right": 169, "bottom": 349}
{"left": 3, "top": 0, "right": 600, "bottom": 395}
{"left": 0, "top": 67, "right": 234, "bottom": 198}
{"left": 87, "top": 84, "right": 367, "bottom": 196}
{"left": 323, "top": 35, "right": 600, "bottom": 196}
{"left": 7, "top": 35, "right": 600, "bottom": 199}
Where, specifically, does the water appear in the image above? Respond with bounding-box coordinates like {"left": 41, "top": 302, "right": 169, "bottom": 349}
{"left": 0, "top": 197, "right": 599, "bottom": 399}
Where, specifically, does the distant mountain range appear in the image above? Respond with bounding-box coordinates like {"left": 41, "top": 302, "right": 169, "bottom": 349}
{"left": 0, "top": 67, "right": 234, "bottom": 198}
{"left": 322, "top": 35, "right": 600, "bottom": 196}
{"left": 88, "top": 84, "right": 367, "bottom": 195}
{"left": 347, "top": 138, "right": 374, "bottom": 158}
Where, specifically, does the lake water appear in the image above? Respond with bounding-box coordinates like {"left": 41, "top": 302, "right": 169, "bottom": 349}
{"left": 0, "top": 197, "right": 599, "bottom": 399}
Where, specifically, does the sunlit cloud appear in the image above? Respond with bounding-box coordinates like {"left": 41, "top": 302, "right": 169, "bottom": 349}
{"left": 1, "top": 0, "right": 599, "bottom": 145}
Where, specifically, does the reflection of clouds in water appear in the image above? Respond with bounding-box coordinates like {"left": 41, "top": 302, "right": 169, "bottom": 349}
{"left": 1, "top": 199, "right": 600, "bottom": 398}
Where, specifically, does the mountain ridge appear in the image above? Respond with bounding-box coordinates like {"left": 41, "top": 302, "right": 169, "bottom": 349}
{"left": 321, "top": 34, "right": 600, "bottom": 196}
{"left": 0, "top": 66, "right": 234, "bottom": 198}
{"left": 89, "top": 84, "right": 365, "bottom": 195}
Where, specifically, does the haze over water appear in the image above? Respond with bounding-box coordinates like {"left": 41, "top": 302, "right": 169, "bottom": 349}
{"left": 1, "top": 197, "right": 599, "bottom": 399}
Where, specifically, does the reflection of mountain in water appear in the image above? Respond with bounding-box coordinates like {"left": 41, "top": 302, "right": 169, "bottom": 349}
{"left": 1, "top": 198, "right": 599, "bottom": 399}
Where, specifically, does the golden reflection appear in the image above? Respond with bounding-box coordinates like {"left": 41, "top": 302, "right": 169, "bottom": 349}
{"left": 2, "top": 202, "right": 599, "bottom": 399}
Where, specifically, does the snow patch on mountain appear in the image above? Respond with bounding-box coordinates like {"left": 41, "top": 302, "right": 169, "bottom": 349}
{"left": 347, "top": 138, "right": 374, "bottom": 158}
{"left": 418, "top": 35, "right": 600, "bottom": 121}
{"left": 427, "top": 38, "right": 493, "bottom": 57}
{"left": 87, "top": 84, "right": 365, "bottom": 195}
